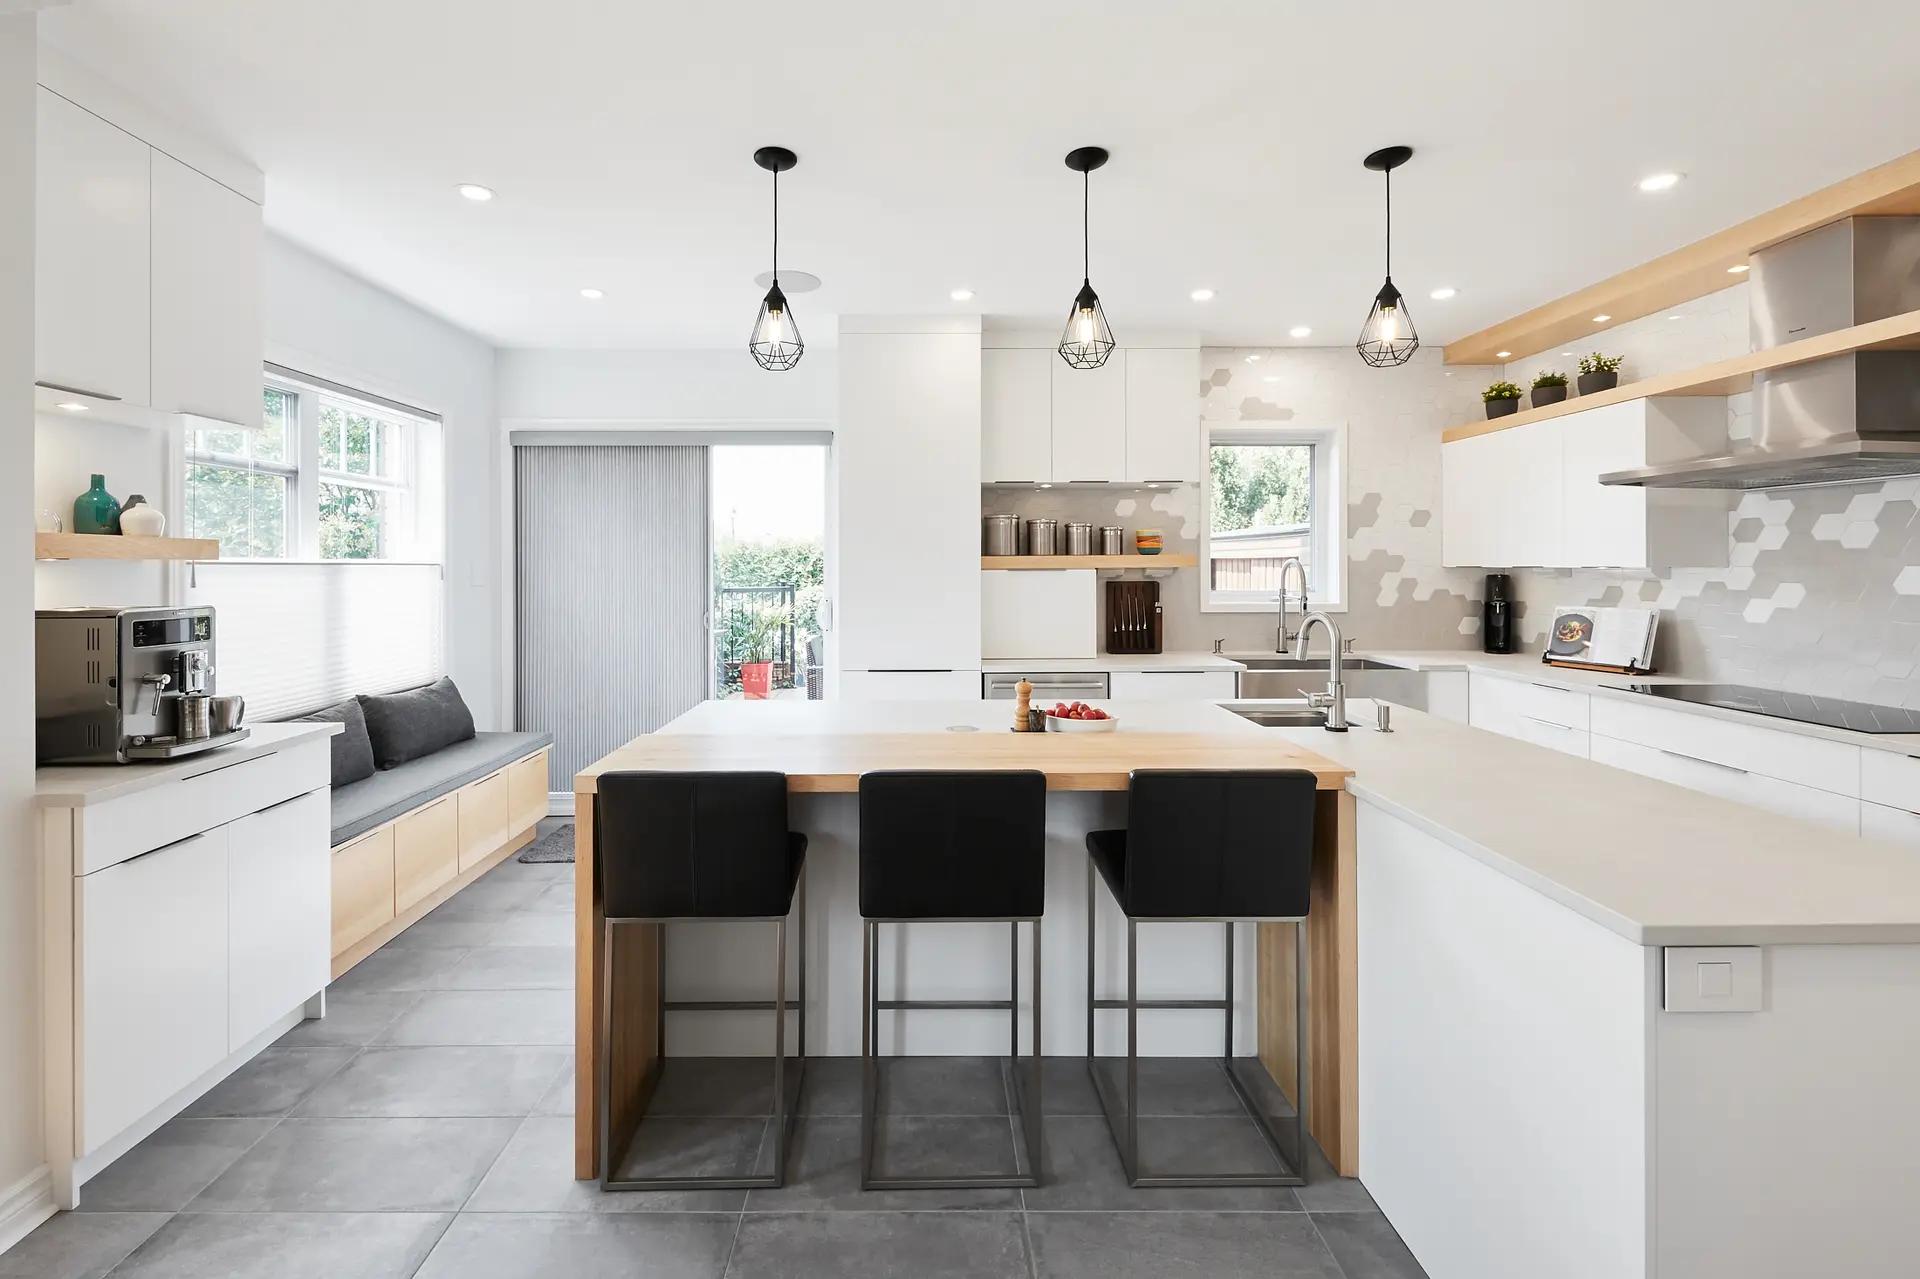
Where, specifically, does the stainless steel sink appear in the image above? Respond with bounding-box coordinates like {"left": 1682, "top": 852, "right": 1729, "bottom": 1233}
{"left": 1225, "top": 704, "right": 1329, "bottom": 729}
{"left": 1237, "top": 657, "right": 1396, "bottom": 672}
{"left": 1233, "top": 655, "right": 1430, "bottom": 709}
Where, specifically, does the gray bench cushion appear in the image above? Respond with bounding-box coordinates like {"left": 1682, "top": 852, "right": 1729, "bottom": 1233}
{"left": 330, "top": 730, "right": 554, "bottom": 846}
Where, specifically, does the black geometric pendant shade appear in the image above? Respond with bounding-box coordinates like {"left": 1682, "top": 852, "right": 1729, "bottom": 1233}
{"left": 749, "top": 146, "right": 803, "bottom": 372}
{"left": 1059, "top": 146, "right": 1116, "bottom": 369}
{"left": 1355, "top": 145, "right": 1419, "bottom": 368}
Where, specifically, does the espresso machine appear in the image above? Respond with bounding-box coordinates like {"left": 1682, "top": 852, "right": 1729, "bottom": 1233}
{"left": 35, "top": 605, "right": 248, "bottom": 763}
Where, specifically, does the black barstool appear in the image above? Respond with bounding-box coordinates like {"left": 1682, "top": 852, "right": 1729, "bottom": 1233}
{"left": 596, "top": 770, "right": 807, "bottom": 1190}
{"left": 1085, "top": 769, "right": 1315, "bottom": 1188}
{"left": 857, "top": 770, "right": 1046, "bottom": 1190}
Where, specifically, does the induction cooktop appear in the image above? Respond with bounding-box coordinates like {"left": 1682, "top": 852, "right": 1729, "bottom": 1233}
{"left": 1613, "top": 683, "right": 1920, "bottom": 735}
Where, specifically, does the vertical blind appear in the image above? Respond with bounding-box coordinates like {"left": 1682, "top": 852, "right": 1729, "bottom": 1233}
{"left": 515, "top": 444, "right": 711, "bottom": 788}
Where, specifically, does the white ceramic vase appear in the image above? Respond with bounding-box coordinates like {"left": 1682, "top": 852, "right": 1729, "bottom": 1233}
{"left": 119, "top": 496, "right": 166, "bottom": 537}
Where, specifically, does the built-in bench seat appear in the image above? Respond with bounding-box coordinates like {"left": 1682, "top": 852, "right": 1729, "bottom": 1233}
{"left": 331, "top": 730, "right": 553, "bottom": 846}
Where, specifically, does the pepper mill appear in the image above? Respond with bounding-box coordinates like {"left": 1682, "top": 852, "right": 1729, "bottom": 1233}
{"left": 1013, "top": 678, "right": 1033, "bottom": 732}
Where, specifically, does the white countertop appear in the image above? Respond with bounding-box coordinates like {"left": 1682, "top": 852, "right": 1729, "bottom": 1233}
{"left": 980, "top": 652, "right": 1245, "bottom": 675}
{"left": 35, "top": 721, "right": 342, "bottom": 808}
{"left": 661, "top": 697, "right": 1247, "bottom": 736}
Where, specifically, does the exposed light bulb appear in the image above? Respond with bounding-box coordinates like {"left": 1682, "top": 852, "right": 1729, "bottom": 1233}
{"left": 757, "top": 305, "right": 788, "bottom": 345}
{"left": 1073, "top": 306, "right": 1098, "bottom": 344}
{"left": 1377, "top": 305, "right": 1399, "bottom": 343}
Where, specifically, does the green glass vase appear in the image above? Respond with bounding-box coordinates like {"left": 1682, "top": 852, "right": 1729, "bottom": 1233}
{"left": 72, "top": 474, "right": 121, "bottom": 535}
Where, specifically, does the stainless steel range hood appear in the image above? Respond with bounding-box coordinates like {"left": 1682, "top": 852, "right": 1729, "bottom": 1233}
{"left": 1602, "top": 217, "right": 1920, "bottom": 490}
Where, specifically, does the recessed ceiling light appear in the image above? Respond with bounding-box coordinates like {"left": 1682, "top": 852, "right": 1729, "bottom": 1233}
{"left": 1190, "top": 288, "right": 1215, "bottom": 302}
{"left": 455, "top": 183, "right": 494, "bottom": 202}
{"left": 1428, "top": 287, "right": 1457, "bottom": 301}
{"left": 578, "top": 287, "right": 604, "bottom": 300}
{"left": 1637, "top": 172, "right": 1683, "bottom": 193}
{"left": 1245, "top": 353, "right": 1262, "bottom": 363}
{"left": 1495, "top": 350, "right": 1512, "bottom": 359}
{"left": 1728, "top": 263, "right": 1750, "bottom": 274}
{"left": 1288, "top": 326, "right": 1312, "bottom": 339}
{"left": 950, "top": 288, "right": 974, "bottom": 302}
{"left": 1668, "top": 313, "right": 1684, "bottom": 320}
{"left": 1263, "top": 375, "right": 1281, "bottom": 383}
{"left": 1560, "top": 351, "right": 1574, "bottom": 356}
{"left": 1592, "top": 314, "right": 1612, "bottom": 323}
{"left": 55, "top": 401, "right": 89, "bottom": 412}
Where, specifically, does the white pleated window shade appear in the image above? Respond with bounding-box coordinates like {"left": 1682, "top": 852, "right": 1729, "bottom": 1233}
{"left": 185, "top": 562, "right": 446, "bottom": 719}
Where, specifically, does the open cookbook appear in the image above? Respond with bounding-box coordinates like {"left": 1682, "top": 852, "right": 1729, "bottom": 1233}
{"left": 1540, "top": 606, "right": 1659, "bottom": 674}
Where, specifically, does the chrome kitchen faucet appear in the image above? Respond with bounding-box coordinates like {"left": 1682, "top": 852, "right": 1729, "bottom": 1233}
{"left": 1275, "top": 557, "right": 1308, "bottom": 655}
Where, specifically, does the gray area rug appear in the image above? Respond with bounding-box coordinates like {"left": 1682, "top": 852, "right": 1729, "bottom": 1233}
{"left": 517, "top": 822, "right": 575, "bottom": 863}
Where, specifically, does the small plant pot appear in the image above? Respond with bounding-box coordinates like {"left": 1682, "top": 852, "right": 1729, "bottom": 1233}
{"left": 1484, "top": 397, "right": 1521, "bottom": 420}
{"left": 1577, "top": 370, "right": 1619, "bottom": 396}
{"left": 1531, "top": 384, "right": 1568, "bottom": 408}
{"left": 740, "top": 661, "right": 774, "bottom": 700}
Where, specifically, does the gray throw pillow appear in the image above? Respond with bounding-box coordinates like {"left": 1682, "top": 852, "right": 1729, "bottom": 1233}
{"left": 358, "top": 676, "right": 476, "bottom": 769}
{"left": 291, "top": 697, "right": 378, "bottom": 788}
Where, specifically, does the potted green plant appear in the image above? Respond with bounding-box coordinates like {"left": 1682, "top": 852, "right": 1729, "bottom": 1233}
{"left": 1577, "top": 352, "right": 1623, "bottom": 396}
{"left": 735, "top": 606, "right": 785, "bottom": 701}
{"left": 1482, "top": 379, "right": 1523, "bottom": 419}
{"left": 1530, "top": 370, "right": 1569, "bottom": 408}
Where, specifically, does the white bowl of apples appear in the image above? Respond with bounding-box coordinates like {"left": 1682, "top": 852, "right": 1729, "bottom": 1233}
{"left": 1042, "top": 701, "right": 1117, "bottom": 732}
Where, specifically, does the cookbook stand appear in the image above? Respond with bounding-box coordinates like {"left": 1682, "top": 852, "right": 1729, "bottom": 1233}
{"left": 1540, "top": 655, "right": 1656, "bottom": 676}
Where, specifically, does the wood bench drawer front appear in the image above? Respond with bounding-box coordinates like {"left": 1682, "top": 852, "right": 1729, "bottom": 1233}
{"left": 394, "top": 795, "right": 459, "bottom": 913}
{"left": 332, "top": 826, "right": 396, "bottom": 956}
{"left": 457, "top": 770, "right": 510, "bottom": 872}
{"left": 1589, "top": 697, "right": 1860, "bottom": 797}
{"left": 76, "top": 738, "right": 331, "bottom": 875}
{"left": 507, "top": 749, "right": 550, "bottom": 833}
{"left": 1861, "top": 750, "right": 1920, "bottom": 814}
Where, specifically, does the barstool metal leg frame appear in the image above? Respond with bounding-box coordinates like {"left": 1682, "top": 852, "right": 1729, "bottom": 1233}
{"left": 600, "top": 871, "right": 807, "bottom": 1190}
{"left": 1084, "top": 857, "right": 1308, "bottom": 1188}
{"left": 859, "top": 916, "right": 1043, "bottom": 1190}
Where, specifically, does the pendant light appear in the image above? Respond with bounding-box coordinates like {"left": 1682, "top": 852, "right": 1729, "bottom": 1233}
{"left": 1058, "top": 146, "right": 1116, "bottom": 370}
{"left": 1355, "top": 145, "right": 1419, "bottom": 368}
{"left": 749, "top": 146, "right": 803, "bottom": 371}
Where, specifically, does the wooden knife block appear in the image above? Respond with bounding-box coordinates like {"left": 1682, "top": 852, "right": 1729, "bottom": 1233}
{"left": 1104, "top": 579, "right": 1163, "bottom": 655}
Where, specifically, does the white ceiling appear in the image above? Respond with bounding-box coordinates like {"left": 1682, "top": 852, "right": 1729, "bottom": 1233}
{"left": 37, "top": 0, "right": 1920, "bottom": 352}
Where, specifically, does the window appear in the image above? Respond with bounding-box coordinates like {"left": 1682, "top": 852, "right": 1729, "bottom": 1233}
{"left": 1201, "top": 424, "right": 1346, "bottom": 612}
{"left": 183, "top": 388, "right": 295, "bottom": 558}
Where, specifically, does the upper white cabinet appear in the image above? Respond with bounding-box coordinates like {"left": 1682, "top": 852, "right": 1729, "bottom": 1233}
{"left": 1051, "top": 353, "right": 1127, "bottom": 481}
{"left": 1124, "top": 348, "right": 1201, "bottom": 483}
{"left": 1442, "top": 398, "right": 1727, "bottom": 571}
{"left": 151, "top": 151, "right": 263, "bottom": 429}
{"left": 982, "top": 347, "right": 1052, "bottom": 483}
{"left": 35, "top": 88, "right": 151, "bottom": 407}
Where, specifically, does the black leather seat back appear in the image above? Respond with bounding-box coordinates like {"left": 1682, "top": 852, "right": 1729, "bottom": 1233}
{"left": 597, "top": 771, "right": 800, "bottom": 918}
{"left": 1121, "top": 770, "right": 1316, "bottom": 919}
{"left": 858, "top": 770, "right": 1047, "bottom": 920}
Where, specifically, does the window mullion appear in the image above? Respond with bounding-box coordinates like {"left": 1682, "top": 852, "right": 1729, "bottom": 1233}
{"left": 297, "top": 389, "right": 322, "bottom": 558}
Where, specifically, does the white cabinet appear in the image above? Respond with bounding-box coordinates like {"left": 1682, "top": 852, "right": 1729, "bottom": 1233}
{"left": 1862, "top": 800, "right": 1920, "bottom": 850}
{"left": 1861, "top": 750, "right": 1920, "bottom": 813}
{"left": 1588, "top": 735, "right": 1860, "bottom": 834}
{"left": 226, "top": 791, "right": 329, "bottom": 1050}
{"left": 150, "top": 151, "right": 263, "bottom": 428}
{"left": 78, "top": 828, "right": 229, "bottom": 1151}
{"left": 35, "top": 87, "right": 150, "bottom": 407}
{"left": 1470, "top": 673, "right": 1591, "bottom": 758}
{"left": 1442, "top": 421, "right": 1562, "bottom": 568}
{"left": 1051, "top": 354, "right": 1127, "bottom": 481}
{"left": 1440, "top": 431, "right": 1495, "bottom": 569}
{"left": 837, "top": 325, "right": 982, "bottom": 672}
{"left": 1109, "top": 670, "right": 1237, "bottom": 700}
{"left": 1124, "top": 348, "right": 1201, "bottom": 482}
{"left": 839, "top": 669, "right": 983, "bottom": 699}
{"left": 982, "top": 348, "right": 1052, "bottom": 483}
{"left": 1588, "top": 696, "right": 1859, "bottom": 798}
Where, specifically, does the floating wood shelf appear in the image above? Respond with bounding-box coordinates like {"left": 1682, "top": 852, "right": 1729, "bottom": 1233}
{"left": 981, "top": 554, "right": 1195, "bottom": 570}
{"left": 35, "top": 532, "right": 220, "bottom": 562}
{"left": 1443, "top": 148, "right": 1920, "bottom": 365}
{"left": 1441, "top": 308, "right": 1920, "bottom": 443}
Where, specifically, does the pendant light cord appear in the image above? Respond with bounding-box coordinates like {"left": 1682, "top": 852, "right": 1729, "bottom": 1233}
{"left": 771, "top": 167, "right": 779, "bottom": 283}
{"left": 1082, "top": 167, "right": 1090, "bottom": 281}
{"left": 1383, "top": 167, "right": 1391, "bottom": 278}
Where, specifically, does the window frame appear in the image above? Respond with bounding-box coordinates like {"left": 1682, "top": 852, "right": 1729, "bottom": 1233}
{"left": 1199, "top": 422, "right": 1348, "bottom": 614}
{"left": 182, "top": 384, "right": 301, "bottom": 560}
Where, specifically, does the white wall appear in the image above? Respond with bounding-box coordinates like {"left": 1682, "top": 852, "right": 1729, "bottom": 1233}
{"left": 1, "top": 11, "right": 43, "bottom": 1242}
{"left": 263, "top": 235, "right": 502, "bottom": 726}
{"left": 495, "top": 347, "right": 835, "bottom": 425}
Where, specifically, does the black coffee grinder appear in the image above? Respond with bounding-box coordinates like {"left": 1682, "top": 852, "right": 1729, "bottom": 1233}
{"left": 1483, "top": 574, "right": 1516, "bottom": 654}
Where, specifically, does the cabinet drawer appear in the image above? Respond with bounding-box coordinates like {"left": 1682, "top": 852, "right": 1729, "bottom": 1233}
{"left": 1862, "top": 800, "right": 1920, "bottom": 849}
{"left": 1517, "top": 681, "right": 1589, "bottom": 730}
{"left": 457, "top": 770, "right": 510, "bottom": 872}
{"left": 507, "top": 750, "right": 550, "bottom": 834}
{"left": 1589, "top": 735, "right": 1860, "bottom": 834}
{"left": 1589, "top": 696, "right": 1859, "bottom": 797}
{"left": 1513, "top": 714, "right": 1590, "bottom": 759}
{"left": 394, "top": 795, "right": 459, "bottom": 913}
{"left": 332, "top": 826, "right": 396, "bottom": 956}
{"left": 1860, "top": 750, "right": 1920, "bottom": 813}
{"left": 77, "top": 739, "right": 330, "bottom": 875}
{"left": 228, "top": 791, "right": 329, "bottom": 1049}
{"left": 1109, "top": 670, "right": 1238, "bottom": 700}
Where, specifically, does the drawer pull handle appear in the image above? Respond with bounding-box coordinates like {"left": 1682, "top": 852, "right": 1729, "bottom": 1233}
{"left": 1521, "top": 715, "right": 1580, "bottom": 733}
{"left": 1656, "top": 747, "right": 1747, "bottom": 776}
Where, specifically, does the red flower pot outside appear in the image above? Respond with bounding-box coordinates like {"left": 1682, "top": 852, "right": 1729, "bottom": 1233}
{"left": 740, "top": 661, "right": 774, "bottom": 700}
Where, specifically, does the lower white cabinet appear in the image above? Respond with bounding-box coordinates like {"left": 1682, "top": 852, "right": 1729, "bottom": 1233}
{"left": 840, "top": 669, "right": 983, "bottom": 699}
{"left": 1109, "top": 670, "right": 1237, "bottom": 700}
{"left": 1862, "top": 800, "right": 1920, "bottom": 849}
{"left": 1469, "top": 672, "right": 1591, "bottom": 757}
{"left": 1587, "top": 734, "right": 1860, "bottom": 834}
{"left": 226, "top": 791, "right": 329, "bottom": 1050}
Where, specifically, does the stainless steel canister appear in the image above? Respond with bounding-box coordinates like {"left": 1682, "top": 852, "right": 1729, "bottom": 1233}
{"left": 1025, "top": 518, "right": 1058, "bottom": 555}
{"left": 1064, "top": 522, "right": 1094, "bottom": 556}
{"left": 1099, "top": 525, "right": 1124, "bottom": 555}
{"left": 982, "top": 514, "right": 1019, "bottom": 556}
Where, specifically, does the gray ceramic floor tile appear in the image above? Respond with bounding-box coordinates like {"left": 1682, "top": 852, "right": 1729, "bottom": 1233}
{"left": 377, "top": 990, "right": 574, "bottom": 1046}
{"left": 648, "top": 1056, "right": 789, "bottom": 1117}
{"left": 441, "top": 945, "right": 576, "bottom": 990}
{"left": 1086, "top": 1056, "right": 1267, "bottom": 1118}
{"left": 744, "top": 1118, "right": 1021, "bottom": 1212}
{"left": 1022, "top": 1116, "right": 1299, "bottom": 1212}
{"left": 1310, "top": 1211, "right": 1429, "bottom": 1277}
{"left": 486, "top": 911, "right": 577, "bottom": 946}
{"left": 75, "top": 1118, "right": 277, "bottom": 1212}
{"left": 187, "top": 1117, "right": 518, "bottom": 1212}
{"left": 614, "top": 1114, "right": 774, "bottom": 1184}
{"left": 1026, "top": 1211, "right": 1342, "bottom": 1279}
{"left": 109, "top": 1211, "right": 451, "bottom": 1279}
{"left": 414, "top": 1212, "right": 737, "bottom": 1278}
{"left": 293, "top": 1046, "right": 568, "bottom": 1117}
{"left": 426, "top": 878, "right": 552, "bottom": 919}
{"left": 726, "top": 1211, "right": 1029, "bottom": 1279}
{"left": 525, "top": 880, "right": 575, "bottom": 914}
{"left": 275, "top": 992, "right": 420, "bottom": 1047}
{"left": 1291, "top": 1141, "right": 1379, "bottom": 1213}
{"left": 466, "top": 1117, "right": 745, "bottom": 1212}
{"left": 0, "top": 1212, "right": 167, "bottom": 1279}
{"left": 533, "top": 1057, "right": 576, "bottom": 1117}
{"left": 799, "top": 1055, "right": 1012, "bottom": 1119}
{"left": 180, "top": 1048, "right": 357, "bottom": 1117}
{"left": 1038, "top": 1057, "right": 1103, "bottom": 1115}
{"left": 327, "top": 946, "right": 473, "bottom": 994}
{"left": 384, "top": 916, "right": 507, "bottom": 949}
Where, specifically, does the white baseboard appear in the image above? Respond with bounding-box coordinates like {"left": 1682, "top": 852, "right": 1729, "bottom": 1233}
{"left": 547, "top": 791, "right": 575, "bottom": 818}
{"left": 0, "top": 1165, "right": 55, "bottom": 1260}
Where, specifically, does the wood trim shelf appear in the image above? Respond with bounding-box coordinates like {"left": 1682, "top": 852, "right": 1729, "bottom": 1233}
{"left": 35, "top": 532, "right": 220, "bottom": 562}
{"left": 1441, "top": 308, "right": 1920, "bottom": 443}
{"left": 981, "top": 554, "right": 1195, "bottom": 570}
{"left": 1443, "top": 148, "right": 1920, "bottom": 366}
